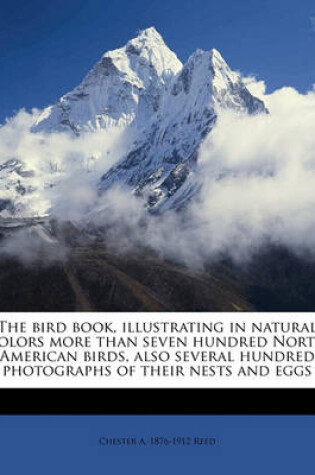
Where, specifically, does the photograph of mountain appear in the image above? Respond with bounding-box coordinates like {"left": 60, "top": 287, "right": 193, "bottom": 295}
{"left": 1, "top": 0, "right": 315, "bottom": 311}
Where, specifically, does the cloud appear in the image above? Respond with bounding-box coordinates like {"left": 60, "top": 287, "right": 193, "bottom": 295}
{"left": 187, "top": 84, "right": 315, "bottom": 262}
{"left": 0, "top": 109, "right": 135, "bottom": 218}
{"left": 243, "top": 75, "right": 267, "bottom": 100}
{"left": 310, "top": 16, "right": 315, "bottom": 32}
{"left": 0, "top": 109, "right": 135, "bottom": 262}
{"left": 0, "top": 225, "right": 68, "bottom": 266}
{"left": 2, "top": 80, "right": 315, "bottom": 269}
{"left": 82, "top": 82, "right": 315, "bottom": 268}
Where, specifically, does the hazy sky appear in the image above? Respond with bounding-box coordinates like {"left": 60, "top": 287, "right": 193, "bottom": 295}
{"left": 0, "top": 0, "right": 315, "bottom": 121}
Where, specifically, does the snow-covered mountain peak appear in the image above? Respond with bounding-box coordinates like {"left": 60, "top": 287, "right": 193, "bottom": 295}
{"left": 16, "top": 29, "right": 268, "bottom": 218}
{"left": 209, "top": 47, "right": 225, "bottom": 60}
{"left": 135, "top": 26, "right": 163, "bottom": 39}
{"left": 124, "top": 26, "right": 168, "bottom": 52}
{"left": 33, "top": 27, "right": 182, "bottom": 134}
{"left": 103, "top": 27, "right": 182, "bottom": 85}
{"left": 169, "top": 46, "right": 266, "bottom": 115}
{"left": 99, "top": 43, "right": 267, "bottom": 212}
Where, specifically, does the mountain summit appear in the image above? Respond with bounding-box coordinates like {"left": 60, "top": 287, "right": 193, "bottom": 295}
{"left": 33, "top": 27, "right": 182, "bottom": 134}
{"left": 4, "top": 28, "right": 267, "bottom": 216}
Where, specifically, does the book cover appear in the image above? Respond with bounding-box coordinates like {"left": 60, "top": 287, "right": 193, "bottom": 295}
{"left": 0, "top": 0, "right": 315, "bottom": 470}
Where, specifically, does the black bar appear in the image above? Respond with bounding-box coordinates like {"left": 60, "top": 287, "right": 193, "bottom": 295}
{"left": 0, "top": 389, "right": 314, "bottom": 415}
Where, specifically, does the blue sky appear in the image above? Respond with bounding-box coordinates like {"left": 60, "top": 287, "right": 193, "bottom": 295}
{"left": 0, "top": 0, "right": 315, "bottom": 121}
{"left": 0, "top": 416, "right": 314, "bottom": 474}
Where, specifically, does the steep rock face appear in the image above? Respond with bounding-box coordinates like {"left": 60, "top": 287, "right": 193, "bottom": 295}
{"left": 99, "top": 47, "right": 266, "bottom": 211}
{"left": 33, "top": 27, "right": 182, "bottom": 134}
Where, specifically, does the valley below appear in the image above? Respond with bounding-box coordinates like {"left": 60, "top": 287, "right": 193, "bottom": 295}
{"left": 1, "top": 220, "right": 314, "bottom": 312}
